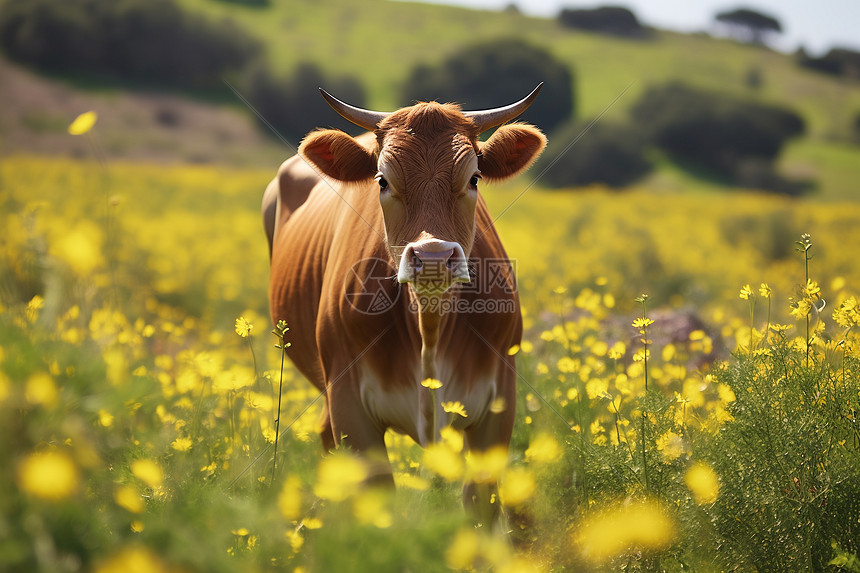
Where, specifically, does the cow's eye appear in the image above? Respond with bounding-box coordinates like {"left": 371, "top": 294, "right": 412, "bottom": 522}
{"left": 469, "top": 174, "right": 481, "bottom": 189}
{"left": 377, "top": 177, "right": 389, "bottom": 191}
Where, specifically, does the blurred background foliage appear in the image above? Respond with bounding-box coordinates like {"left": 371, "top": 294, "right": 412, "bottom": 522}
{"left": 0, "top": 0, "right": 858, "bottom": 194}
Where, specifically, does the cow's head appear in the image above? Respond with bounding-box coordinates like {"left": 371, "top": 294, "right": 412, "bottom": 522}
{"left": 299, "top": 86, "right": 546, "bottom": 296}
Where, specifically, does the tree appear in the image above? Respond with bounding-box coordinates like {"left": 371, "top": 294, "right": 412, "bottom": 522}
{"left": 630, "top": 83, "right": 806, "bottom": 192}
{"left": 401, "top": 38, "right": 574, "bottom": 134}
{"left": 536, "top": 121, "right": 652, "bottom": 188}
{"left": 797, "top": 47, "right": 860, "bottom": 79}
{"left": 0, "top": 0, "right": 260, "bottom": 88}
{"left": 715, "top": 8, "right": 782, "bottom": 45}
{"left": 558, "top": 6, "right": 647, "bottom": 39}
{"left": 243, "top": 63, "right": 367, "bottom": 144}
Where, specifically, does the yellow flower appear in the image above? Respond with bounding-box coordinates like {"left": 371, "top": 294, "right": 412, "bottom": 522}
{"left": 423, "top": 442, "right": 464, "bottom": 481}
{"left": 441, "top": 401, "right": 468, "bottom": 418}
{"left": 131, "top": 459, "right": 163, "bottom": 489}
{"left": 525, "top": 432, "right": 561, "bottom": 464}
{"left": 278, "top": 475, "right": 303, "bottom": 520}
{"left": 685, "top": 462, "right": 720, "bottom": 504}
{"left": 633, "top": 349, "right": 650, "bottom": 362}
{"left": 420, "top": 377, "right": 442, "bottom": 389}
{"left": 68, "top": 111, "right": 97, "bottom": 135}
{"left": 115, "top": 486, "right": 145, "bottom": 513}
{"left": 98, "top": 409, "right": 114, "bottom": 427}
{"left": 557, "top": 356, "right": 578, "bottom": 373}
{"left": 53, "top": 222, "right": 103, "bottom": 275}
{"left": 446, "top": 528, "right": 480, "bottom": 570}
{"left": 234, "top": 316, "right": 253, "bottom": 338}
{"left": 25, "top": 371, "right": 58, "bottom": 408}
{"left": 489, "top": 397, "right": 507, "bottom": 414}
{"left": 286, "top": 529, "right": 304, "bottom": 554}
{"left": 759, "top": 283, "right": 773, "bottom": 298}
{"left": 576, "top": 502, "right": 675, "bottom": 563}
{"left": 632, "top": 317, "right": 654, "bottom": 329}
{"left": 655, "top": 431, "right": 685, "bottom": 461}
{"left": 739, "top": 284, "right": 753, "bottom": 300}
{"left": 465, "top": 446, "right": 508, "bottom": 484}
{"left": 170, "top": 437, "right": 192, "bottom": 452}
{"left": 500, "top": 467, "right": 536, "bottom": 506}
{"left": 352, "top": 490, "right": 393, "bottom": 528}
{"left": 607, "top": 341, "right": 626, "bottom": 360}
{"left": 440, "top": 426, "right": 464, "bottom": 452}
{"left": 313, "top": 453, "right": 367, "bottom": 501}
{"left": 833, "top": 296, "right": 859, "bottom": 328}
{"left": 95, "top": 546, "right": 167, "bottom": 573}
{"left": 18, "top": 451, "right": 79, "bottom": 501}
{"left": 789, "top": 297, "right": 811, "bottom": 320}
{"left": 394, "top": 472, "right": 430, "bottom": 491}
{"left": 804, "top": 279, "right": 821, "bottom": 298}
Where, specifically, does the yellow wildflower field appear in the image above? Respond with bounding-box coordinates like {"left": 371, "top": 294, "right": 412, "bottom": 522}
{"left": 1, "top": 155, "right": 859, "bottom": 571}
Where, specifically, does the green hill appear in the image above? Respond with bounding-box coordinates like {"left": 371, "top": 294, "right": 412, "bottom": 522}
{"left": 176, "top": 0, "right": 859, "bottom": 137}
{"left": 3, "top": 0, "right": 859, "bottom": 196}
{"left": 179, "top": 0, "right": 860, "bottom": 198}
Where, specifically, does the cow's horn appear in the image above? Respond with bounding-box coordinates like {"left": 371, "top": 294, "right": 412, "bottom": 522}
{"left": 319, "top": 88, "right": 390, "bottom": 131}
{"left": 465, "top": 83, "right": 543, "bottom": 133}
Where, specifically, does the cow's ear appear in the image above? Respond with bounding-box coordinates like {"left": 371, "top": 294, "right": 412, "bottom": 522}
{"left": 299, "top": 129, "right": 376, "bottom": 182}
{"left": 478, "top": 123, "right": 547, "bottom": 181}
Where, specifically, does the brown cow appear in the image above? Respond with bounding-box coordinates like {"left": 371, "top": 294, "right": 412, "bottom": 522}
{"left": 263, "top": 86, "right": 546, "bottom": 527}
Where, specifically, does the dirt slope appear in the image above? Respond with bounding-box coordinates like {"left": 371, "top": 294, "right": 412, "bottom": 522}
{"left": 0, "top": 57, "right": 288, "bottom": 167}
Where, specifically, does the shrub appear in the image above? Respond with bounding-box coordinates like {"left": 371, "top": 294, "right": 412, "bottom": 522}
{"left": 536, "top": 121, "right": 652, "bottom": 188}
{"left": 797, "top": 47, "right": 860, "bottom": 79}
{"left": 706, "top": 332, "right": 860, "bottom": 570}
{"left": 243, "top": 63, "right": 367, "bottom": 144}
{"left": 0, "top": 0, "right": 260, "bottom": 88}
{"left": 401, "top": 38, "right": 574, "bottom": 134}
{"left": 558, "top": 5, "right": 647, "bottom": 39}
{"left": 630, "top": 83, "right": 805, "bottom": 185}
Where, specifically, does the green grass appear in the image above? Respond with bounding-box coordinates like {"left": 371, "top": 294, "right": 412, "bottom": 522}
{"left": 780, "top": 138, "right": 860, "bottom": 200}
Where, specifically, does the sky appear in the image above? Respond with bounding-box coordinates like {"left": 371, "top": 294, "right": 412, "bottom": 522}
{"left": 414, "top": 0, "right": 860, "bottom": 54}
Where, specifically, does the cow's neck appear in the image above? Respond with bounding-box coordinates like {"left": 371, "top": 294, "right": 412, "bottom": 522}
{"left": 417, "top": 296, "right": 445, "bottom": 446}
{"left": 417, "top": 300, "right": 442, "bottom": 380}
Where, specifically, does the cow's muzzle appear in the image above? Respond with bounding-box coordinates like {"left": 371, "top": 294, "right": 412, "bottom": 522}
{"left": 397, "top": 239, "right": 469, "bottom": 294}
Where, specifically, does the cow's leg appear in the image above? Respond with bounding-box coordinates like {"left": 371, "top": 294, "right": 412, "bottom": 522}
{"left": 327, "top": 378, "right": 394, "bottom": 488}
{"left": 319, "top": 397, "right": 336, "bottom": 452}
{"left": 462, "top": 366, "right": 517, "bottom": 531}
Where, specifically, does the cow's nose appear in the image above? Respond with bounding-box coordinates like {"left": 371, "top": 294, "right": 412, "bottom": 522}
{"left": 397, "top": 239, "right": 469, "bottom": 291}
{"left": 412, "top": 246, "right": 454, "bottom": 274}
